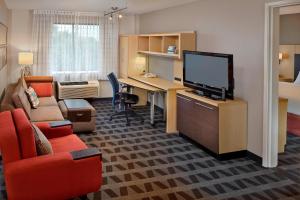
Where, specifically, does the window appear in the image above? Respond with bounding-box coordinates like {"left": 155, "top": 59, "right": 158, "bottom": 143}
{"left": 49, "top": 23, "right": 100, "bottom": 75}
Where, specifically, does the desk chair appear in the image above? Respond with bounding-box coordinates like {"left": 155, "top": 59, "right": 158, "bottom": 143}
{"left": 107, "top": 73, "right": 144, "bottom": 126}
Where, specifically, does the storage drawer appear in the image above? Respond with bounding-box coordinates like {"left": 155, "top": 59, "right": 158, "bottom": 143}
{"left": 68, "top": 109, "right": 91, "bottom": 122}
{"left": 177, "top": 94, "right": 194, "bottom": 136}
{"left": 177, "top": 94, "right": 219, "bottom": 153}
{"left": 192, "top": 101, "right": 219, "bottom": 153}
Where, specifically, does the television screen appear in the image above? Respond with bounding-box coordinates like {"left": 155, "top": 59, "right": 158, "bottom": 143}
{"left": 183, "top": 51, "right": 234, "bottom": 99}
{"left": 185, "top": 54, "right": 229, "bottom": 89}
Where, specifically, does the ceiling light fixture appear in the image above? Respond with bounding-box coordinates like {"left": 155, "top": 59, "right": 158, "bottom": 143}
{"left": 104, "top": 0, "right": 127, "bottom": 20}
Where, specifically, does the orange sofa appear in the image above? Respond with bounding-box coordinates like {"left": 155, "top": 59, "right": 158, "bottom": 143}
{"left": 0, "top": 109, "right": 102, "bottom": 200}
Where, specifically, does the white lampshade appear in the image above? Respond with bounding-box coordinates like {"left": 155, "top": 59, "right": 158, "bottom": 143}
{"left": 18, "top": 52, "right": 33, "bottom": 65}
{"left": 279, "top": 53, "right": 283, "bottom": 60}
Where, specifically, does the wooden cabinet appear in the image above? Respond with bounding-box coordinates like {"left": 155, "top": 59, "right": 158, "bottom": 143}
{"left": 119, "top": 35, "right": 148, "bottom": 105}
{"left": 177, "top": 91, "right": 247, "bottom": 155}
{"left": 119, "top": 35, "right": 147, "bottom": 78}
{"left": 137, "top": 32, "right": 196, "bottom": 60}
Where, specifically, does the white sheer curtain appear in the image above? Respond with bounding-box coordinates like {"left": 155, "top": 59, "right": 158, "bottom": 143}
{"left": 31, "top": 10, "right": 119, "bottom": 81}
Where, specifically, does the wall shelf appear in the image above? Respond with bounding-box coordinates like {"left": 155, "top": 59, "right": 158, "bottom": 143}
{"left": 138, "top": 51, "right": 180, "bottom": 59}
{"left": 137, "top": 32, "right": 196, "bottom": 60}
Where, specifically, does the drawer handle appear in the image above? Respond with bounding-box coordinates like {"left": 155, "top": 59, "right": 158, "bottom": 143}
{"left": 76, "top": 113, "right": 84, "bottom": 117}
{"left": 177, "top": 95, "right": 192, "bottom": 102}
{"left": 195, "top": 102, "right": 215, "bottom": 110}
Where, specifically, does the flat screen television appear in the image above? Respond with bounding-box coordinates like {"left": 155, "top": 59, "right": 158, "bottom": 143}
{"left": 183, "top": 51, "right": 234, "bottom": 100}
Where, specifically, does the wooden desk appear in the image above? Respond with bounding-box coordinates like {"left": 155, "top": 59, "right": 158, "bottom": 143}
{"left": 118, "top": 78, "right": 162, "bottom": 125}
{"left": 130, "top": 76, "right": 187, "bottom": 91}
{"left": 129, "top": 76, "right": 186, "bottom": 133}
{"left": 118, "top": 78, "right": 161, "bottom": 92}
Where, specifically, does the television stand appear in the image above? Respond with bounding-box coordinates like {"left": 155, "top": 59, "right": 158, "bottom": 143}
{"left": 176, "top": 90, "right": 247, "bottom": 158}
{"left": 188, "top": 89, "right": 225, "bottom": 101}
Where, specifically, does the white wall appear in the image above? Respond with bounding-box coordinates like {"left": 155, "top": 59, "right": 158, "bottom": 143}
{"left": 139, "top": 0, "right": 279, "bottom": 157}
{"left": 0, "top": 0, "right": 9, "bottom": 96}
{"left": 120, "top": 14, "right": 140, "bottom": 35}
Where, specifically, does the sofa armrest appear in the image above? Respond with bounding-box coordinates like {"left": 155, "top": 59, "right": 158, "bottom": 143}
{"left": 33, "top": 121, "right": 73, "bottom": 139}
{"left": 71, "top": 148, "right": 101, "bottom": 160}
{"left": 49, "top": 120, "right": 72, "bottom": 128}
{"left": 24, "top": 76, "right": 53, "bottom": 84}
{"left": 5, "top": 151, "right": 102, "bottom": 200}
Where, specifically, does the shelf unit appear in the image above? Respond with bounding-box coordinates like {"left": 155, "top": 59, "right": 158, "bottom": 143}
{"left": 137, "top": 32, "right": 196, "bottom": 60}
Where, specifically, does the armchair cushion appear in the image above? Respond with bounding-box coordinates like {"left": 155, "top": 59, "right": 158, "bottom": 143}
{"left": 32, "top": 124, "right": 53, "bottom": 155}
{"left": 0, "top": 111, "right": 21, "bottom": 165}
{"left": 30, "top": 82, "right": 53, "bottom": 97}
{"left": 50, "top": 135, "right": 87, "bottom": 153}
{"left": 12, "top": 109, "right": 37, "bottom": 159}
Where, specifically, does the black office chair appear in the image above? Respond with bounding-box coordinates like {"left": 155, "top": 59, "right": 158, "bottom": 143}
{"left": 107, "top": 72, "right": 144, "bottom": 126}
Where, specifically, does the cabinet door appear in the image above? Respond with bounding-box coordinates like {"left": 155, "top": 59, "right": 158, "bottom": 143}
{"left": 192, "top": 101, "right": 219, "bottom": 153}
{"left": 177, "top": 95, "right": 194, "bottom": 135}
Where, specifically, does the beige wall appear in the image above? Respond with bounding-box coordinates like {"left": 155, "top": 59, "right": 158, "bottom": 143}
{"left": 0, "top": 0, "right": 9, "bottom": 96}
{"left": 280, "top": 14, "right": 300, "bottom": 45}
{"left": 139, "top": 0, "right": 279, "bottom": 157}
{"left": 8, "top": 10, "right": 32, "bottom": 84}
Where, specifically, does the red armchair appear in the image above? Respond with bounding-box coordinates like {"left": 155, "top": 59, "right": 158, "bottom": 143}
{"left": 0, "top": 109, "right": 102, "bottom": 200}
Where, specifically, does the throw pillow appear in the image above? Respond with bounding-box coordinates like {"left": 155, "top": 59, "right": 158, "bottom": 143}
{"left": 25, "top": 87, "right": 39, "bottom": 108}
{"left": 32, "top": 124, "right": 53, "bottom": 155}
{"left": 30, "top": 83, "right": 53, "bottom": 97}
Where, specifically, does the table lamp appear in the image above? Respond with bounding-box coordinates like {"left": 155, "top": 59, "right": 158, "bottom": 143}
{"left": 135, "top": 56, "right": 146, "bottom": 75}
{"left": 18, "top": 52, "right": 33, "bottom": 77}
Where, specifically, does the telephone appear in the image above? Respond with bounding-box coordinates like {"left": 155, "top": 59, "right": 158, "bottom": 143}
{"left": 143, "top": 73, "right": 157, "bottom": 78}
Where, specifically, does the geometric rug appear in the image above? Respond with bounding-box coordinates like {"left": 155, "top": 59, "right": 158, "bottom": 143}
{"left": 2, "top": 99, "right": 300, "bottom": 200}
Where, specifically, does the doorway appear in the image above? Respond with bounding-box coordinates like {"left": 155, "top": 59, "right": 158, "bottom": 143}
{"left": 264, "top": 0, "right": 300, "bottom": 168}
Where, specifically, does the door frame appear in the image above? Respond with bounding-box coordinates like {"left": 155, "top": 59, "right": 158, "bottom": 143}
{"left": 263, "top": 0, "right": 300, "bottom": 168}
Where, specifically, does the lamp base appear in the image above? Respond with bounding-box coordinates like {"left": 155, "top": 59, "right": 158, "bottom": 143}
{"left": 21, "top": 66, "right": 31, "bottom": 78}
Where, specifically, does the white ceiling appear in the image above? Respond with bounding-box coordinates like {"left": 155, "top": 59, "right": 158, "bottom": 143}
{"left": 4, "top": 0, "right": 199, "bottom": 14}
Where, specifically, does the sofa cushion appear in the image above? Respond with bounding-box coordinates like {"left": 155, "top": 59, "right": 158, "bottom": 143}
{"left": 12, "top": 80, "right": 32, "bottom": 118}
{"left": 38, "top": 96, "right": 58, "bottom": 107}
{"left": 30, "top": 83, "right": 53, "bottom": 97}
{"left": 30, "top": 106, "right": 64, "bottom": 122}
{"left": 25, "top": 87, "right": 40, "bottom": 109}
{"left": 12, "top": 109, "right": 37, "bottom": 159}
{"left": 50, "top": 134, "right": 87, "bottom": 153}
{"left": 32, "top": 124, "right": 53, "bottom": 155}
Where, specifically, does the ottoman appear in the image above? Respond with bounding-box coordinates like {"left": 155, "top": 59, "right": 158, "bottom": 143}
{"left": 58, "top": 99, "right": 96, "bottom": 133}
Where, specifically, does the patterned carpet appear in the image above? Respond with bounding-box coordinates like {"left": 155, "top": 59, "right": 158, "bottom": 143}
{"left": 2, "top": 99, "right": 300, "bottom": 200}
